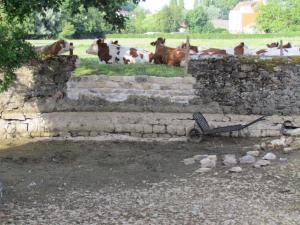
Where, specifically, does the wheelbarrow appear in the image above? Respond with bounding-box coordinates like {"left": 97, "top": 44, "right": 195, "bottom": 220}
{"left": 187, "top": 112, "right": 266, "bottom": 142}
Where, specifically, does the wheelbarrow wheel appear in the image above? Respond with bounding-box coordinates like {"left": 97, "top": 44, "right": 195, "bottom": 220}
{"left": 187, "top": 128, "right": 203, "bottom": 143}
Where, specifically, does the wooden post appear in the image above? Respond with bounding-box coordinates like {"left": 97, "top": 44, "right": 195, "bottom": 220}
{"left": 280, "top": 40, "right": 283, "bottom": 56}
{"left": 69, "top": 42, "right": 74, "bottom": 56}
{"left": 184, "top": 36, "right": 190, "bottom": 76}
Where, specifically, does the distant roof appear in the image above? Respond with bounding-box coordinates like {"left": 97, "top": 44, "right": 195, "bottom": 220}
{"left": 232, "top": 0, "right": 260, "bottom": 11}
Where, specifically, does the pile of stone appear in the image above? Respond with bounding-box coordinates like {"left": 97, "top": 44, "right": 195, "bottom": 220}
{"left": 182, "top": 135, "right": 298, "bottom": 174}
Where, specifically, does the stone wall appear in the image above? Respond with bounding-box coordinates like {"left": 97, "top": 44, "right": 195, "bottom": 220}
{"left": 189, "top": 56, "right": 300, "bottom": 115}
{"left": 2, "top": 55, "right": 300, "bottom": 139}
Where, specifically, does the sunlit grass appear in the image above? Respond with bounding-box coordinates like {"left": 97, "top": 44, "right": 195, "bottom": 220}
{"left": 75, "top": 58, "right": 184, "bottom": 76}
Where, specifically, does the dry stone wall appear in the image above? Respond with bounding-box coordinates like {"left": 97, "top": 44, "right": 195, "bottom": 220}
{"left": 1, "top": 55, "right": 300, "bottom": 139}
{"left": 189, "top": 56, "right": 300, "bottom": 115}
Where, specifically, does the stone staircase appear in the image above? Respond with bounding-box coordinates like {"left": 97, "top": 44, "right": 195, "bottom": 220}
{"left": 67, "top": 75, "right": 197, "bottom": 104}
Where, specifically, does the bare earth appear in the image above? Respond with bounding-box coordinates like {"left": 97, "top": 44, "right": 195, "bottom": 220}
{"left": 0, "top": 138, "right": 299, "bottom": 225}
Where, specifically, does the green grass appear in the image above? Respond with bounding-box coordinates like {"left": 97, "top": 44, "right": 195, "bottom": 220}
{"left": 75, "top": 58, "right": 184, "bottom": 76}
{"left": 28, "top": 35, "right": 300, "bottom": 76}
{"left": 107, "top": 31, "right": 300, "bottom": 40}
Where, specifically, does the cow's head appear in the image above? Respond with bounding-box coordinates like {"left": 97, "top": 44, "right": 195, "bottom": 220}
{"left": 96, "top": 40, "right": 112, "bottom": 64}
{"left": 267, "top": 42, "right": 279, "bottom": 48}
{"left": 234, "top": 42, "right": 245, "bottom": 56}
{"left": 179, "top": 42, "right": 198, "bottom": 54}
{"left": 56, "top": 39, "right": 71, "bottom": 54}
{"left": 150, "top": 37, "right": 166, "bottom": 47}
{"left": 111, "top": 40, "right": 120, "bottom": 46}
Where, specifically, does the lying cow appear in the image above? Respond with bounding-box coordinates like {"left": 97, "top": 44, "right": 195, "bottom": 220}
{"left": 197, "top": 42, "right": 251, "bottom": 56}
{"left": 256, "top": 42, "right": 299, "bottom": 56}
{"left": 151, "top": 37, "right": 186, "bottom": 66}
{"left": 86, "top": 39, "right": 154, "bottom": 64}
{"left": 35, "top": 39, "right": 71, "bottom": 58}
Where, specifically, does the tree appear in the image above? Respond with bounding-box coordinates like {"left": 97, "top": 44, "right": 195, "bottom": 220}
{"left": 186, "top": 6, "right": 213, "bottom": 33}
{"left": 214, "top": 0, "right": 239, "bottom": 19}
{"left": 179, "top": 0, "right": 184, "bottom": 8}
{"left": 256, "top": 0, "right": 300, "bottom": 33}
{"left": 155, "top": 5, "right": 184, "bottom": 32}
{"left": 0, "top": 0, "right": 142, "bottom": 91}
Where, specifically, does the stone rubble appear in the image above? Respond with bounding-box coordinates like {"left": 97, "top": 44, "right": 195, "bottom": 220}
{"left": 228, "top": 167, "right": 243, "bottom": 173}
{"left": 247, "top": 150, "right": 260, "bottom": 157}
{"left": 239, "top": 155, "right": 256, "bottom": 164}
{"left": 200, "top": 155, "right": 217, "bottom": 168}
{"left": 254, "top": 160, "right": 271, "bottom": 168}
{"left": 222, "top": 154, "right": 237, "bottom": 166}
{"left": 183, "top": 158, "right": 195, "bottom": 165}
{"left": 263, "top": 153, "right": 277, "bottom": 161}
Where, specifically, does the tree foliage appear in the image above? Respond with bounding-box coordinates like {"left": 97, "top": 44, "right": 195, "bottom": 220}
{"left": 186, "top": 6, "right": 213, "bottom": 33}
{"left": 0, "top": 0, "right": 142, "bottom": 92}
{"left": 256, "top": 0, "right": 300, "bottom": 33}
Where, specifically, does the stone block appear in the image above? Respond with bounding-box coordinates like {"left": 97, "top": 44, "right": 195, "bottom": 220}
{"left": 153, "top": 125, "right": 166, "bottom": 134}
{"left": 143, "top": 124, "right": 153, "bottom": 134}
{"left": 142, "top": 133, "right": 158, "bottom": 138}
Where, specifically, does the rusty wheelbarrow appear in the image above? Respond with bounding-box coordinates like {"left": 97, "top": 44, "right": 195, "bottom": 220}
{"left": 187, "top": 112, "right": 266, "bottom": 142}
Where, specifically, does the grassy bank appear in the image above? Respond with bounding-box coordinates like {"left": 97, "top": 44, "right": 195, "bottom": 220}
{"left": 75, "top": 58, "right": 184, "bottom": 76}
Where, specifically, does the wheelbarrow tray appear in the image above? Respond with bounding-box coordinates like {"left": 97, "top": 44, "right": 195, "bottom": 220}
{"left": 193, "top": 112, "right": 266, "bottom": 135}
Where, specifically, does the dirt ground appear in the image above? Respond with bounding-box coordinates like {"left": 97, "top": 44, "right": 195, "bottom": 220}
{"left": 0, "top": 137, "right": 299, "bottom": 224}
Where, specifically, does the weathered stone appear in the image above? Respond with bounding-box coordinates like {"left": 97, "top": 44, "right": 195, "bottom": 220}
{"left": 183, "top": 158, "right": 195, "bottom": 165}
{"left": 194, "top": 168, "right": 211, "bottom": 173}
{"left": 200, "top": 155, "right": 217, "bottom": 168}
{"left": 247, "top": 150, "right": 260, "bottom": 157}
{"left": 193, "top": 155, "right": 208, "bottom": 161}
{"left": 153, "top": 125, "right": 166, "bottom": 134}
{"left": 228, "top": 167, "right": 242, "bottom": 173}
{"left": 223, "top": 154, "right": 237, "bottom": 166}
{"left": 262, "top": 153, "right": 277, "bottom": 160}
{"left": 254, "top": 159, "right": 271, "bottom": 168}
{"left": 239, "top": 155, "right": 256, "bottom": 164}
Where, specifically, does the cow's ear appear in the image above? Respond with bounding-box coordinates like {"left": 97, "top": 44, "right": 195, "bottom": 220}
{"left": 163, "top": 39, "right": 166, "bottom": 43}
{"left": 150, "top": 41, "right": 156, "bottom": 46}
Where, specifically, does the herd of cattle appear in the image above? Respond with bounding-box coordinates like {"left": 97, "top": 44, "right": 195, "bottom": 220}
{"left": 35, "top": 38, "right": 300, "bottom": 67}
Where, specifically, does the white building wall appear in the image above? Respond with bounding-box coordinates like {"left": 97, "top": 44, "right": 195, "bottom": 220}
{"left": 229, "top": 11, "right": 242, "bottom": 33}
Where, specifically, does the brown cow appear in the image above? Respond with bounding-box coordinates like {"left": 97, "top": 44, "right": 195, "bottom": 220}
{"left": 267, "top": 42, "right": 279, "bottom": 48}
{"left": 150, "top": 38, "right": 186, "bottom": 66}
{"left": 179, "top": 43, "right": 199, "bottom": 54}
{"left": 234, "top": 42, "right": 245, "bottom": 56}
{"left": 34, "top": 39, "right": 71, "bottom": 58}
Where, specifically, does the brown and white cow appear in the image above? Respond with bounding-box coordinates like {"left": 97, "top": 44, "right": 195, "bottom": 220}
{"left": 256, "top": 42, "right": 300, "bottom": 56}
{"left": 35, "top": 39, "right": 71, "bottom": 58}
{"left": 151, "top": 38, "right": 186, "bottom": 66}
{"left": 197, "top": 42, "right": 251, "bottom": 56}
{"left": 86, "top": 39, "right": 153, "bottom": 64}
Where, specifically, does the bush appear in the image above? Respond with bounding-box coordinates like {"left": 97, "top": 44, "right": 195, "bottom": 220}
{"left": 0, "top": 24, "right": 37, "bottom": 92}
{"left": 59, "top": 21, "right": 76, "bottom": 38}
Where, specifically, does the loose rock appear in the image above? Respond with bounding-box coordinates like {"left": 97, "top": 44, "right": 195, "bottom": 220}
{"left": 193, "top": 155, "right": 208, "bottom": 161}
{"left": 200, "top": 155, "right": 217, "bottom": 168}
{"left": 183, "top": 158, "right": 195, "bottom": 165}
{"left": 223, "top": 154, "right": 237, "bottom": 166}
{"left": 254, "top": 159, "right": 271, "bottom": 168}
{"left": 228, "top": 167, "right": 242, "bottom": 173}
{"left": 247, "top": 150, "right": 260, "bottom": 157}
{"left": 194, "top": 168, "right": 211, "bottom": 173}
{"left": 239, "top": 155, "right": 256, "bottom": 164}
{"left": 262, "top": 153, "right": 277, "bottom": 160}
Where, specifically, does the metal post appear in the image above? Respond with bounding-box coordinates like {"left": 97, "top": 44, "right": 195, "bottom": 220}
{"left": 280, "top": 40, "right": 283, "bottom": 56}
{"left": 69, "top": 42, "right": 74, "bottom": 56}
{"left": 184, "top": 36, "right": 190, "bottom": 76}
